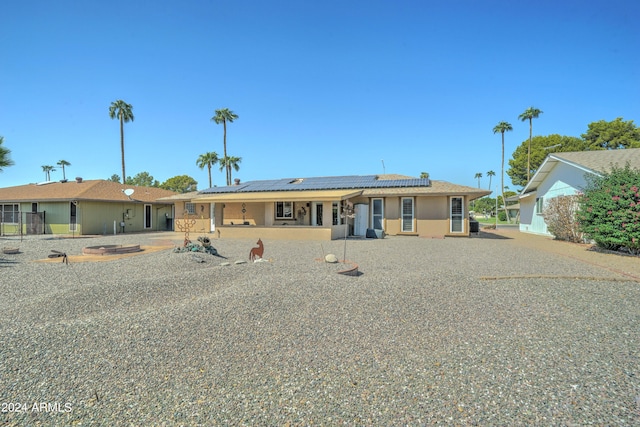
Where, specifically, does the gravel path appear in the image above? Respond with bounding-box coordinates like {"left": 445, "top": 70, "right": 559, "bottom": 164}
{"left": 1, "top": 231, "right": 639, "bottom": 426}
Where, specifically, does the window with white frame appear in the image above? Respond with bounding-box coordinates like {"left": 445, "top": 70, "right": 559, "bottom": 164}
{"left": 275, "top": 201, "right": 293, "bottom": 219}
{"left": 332, "top": 202, "right": 340, "bottom": 225}
{"left": 450, "top": 196, "right": 464, "bottom": 233}
{"left": 535, "top": 197, "right": 544, "bottom": 214}
{"left": 401, "top": 197, "right": 414, "bottom": 232}
{"left": 1, "top": 204, "right": 19, "bottom": 223}
{"left": 185, "top": 202, "right": 196, "bottom": 215}
{"left": 371, "top": 198, "right": 384, "bottom": 230}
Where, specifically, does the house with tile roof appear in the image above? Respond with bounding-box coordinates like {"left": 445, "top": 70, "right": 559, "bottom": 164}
{"left": 519, "top": 148, "right": 640, "bottom": 235}
{"left": 0, "top": 178, "right": 177, "bottom": 236}
{"left": 160, "top": 174, "right": 491, "bottom": 240}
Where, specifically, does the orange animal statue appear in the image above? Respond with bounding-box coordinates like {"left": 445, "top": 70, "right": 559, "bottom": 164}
{"left": 249, "top": 238, "right": 264, "bottom": 261}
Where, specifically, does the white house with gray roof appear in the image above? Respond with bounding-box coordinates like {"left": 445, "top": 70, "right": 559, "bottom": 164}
{"left": 519, "top": 149, "right": 640, "bottom": 235}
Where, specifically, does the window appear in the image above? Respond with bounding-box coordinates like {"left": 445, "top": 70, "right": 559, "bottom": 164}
{"left": 371, "top": 198, "right": 384, "bottom": 230}
{"left": 332, "top": 202, "right": 340, "bottom": 225}
{"left": 185, "top": 202, "right": 196, "bottom": 215}
{"left": 275, "top": 201, "right": 293, "bottom": 219}
{"left": 144, "top": 204, "right": 152, "bottom": 229}
{"left": 1, "top": 204, "right": 19, "bottom": 223}
{"left": 401, "top": 197, "right": 414, "bottom": 232}
{"left": 450, "top": 196, "right": 464, "bottom": 233}
{"left": 535, "top": 197, "right": 544, "bottom": 214}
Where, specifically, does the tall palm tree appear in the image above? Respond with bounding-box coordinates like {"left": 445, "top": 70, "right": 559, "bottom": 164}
{"left": 0, "top": 136, "right": 14, "bottom": 172}
{"left": 41, "top": 165, "right": 56, "bottom": 181}
{"left": 211, "top": 108, "right": 239, "bottom": 185}
{"left": 518, "top": 106, "right": 543, "bottom": 183}
{"left": 57, "top": 160, "right": 71, "bottom": 180}
{"left": 486, "top": 170, "right": 496, "bottom": 190}
{"left": 109, "top": 100, "right": 135, "bottom": 184}
{"left": 196, "top": 151, "right": 219, "bottom": 188}
{"left": 219, "top": 156, "right": 242, "bottom": 184}
{"left": 493, "top": 121, "right": 513, "bottom": 223}
{"left": 474, "top": 172, "right": 483, "bottom": 188}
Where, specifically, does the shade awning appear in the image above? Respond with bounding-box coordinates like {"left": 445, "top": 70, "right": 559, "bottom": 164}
{"left": 194, "top": 189, "right": 363, "bottom": 203}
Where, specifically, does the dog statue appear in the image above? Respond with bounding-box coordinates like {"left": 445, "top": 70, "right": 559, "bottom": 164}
{"left": 249, "top": 238, "right": 264, "bottom": 261}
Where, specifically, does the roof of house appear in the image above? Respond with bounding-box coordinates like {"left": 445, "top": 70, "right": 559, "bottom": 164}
{"left": 187, "top": 174, "right": 491, "bottom": 202}
{"left": 521, "top": 148, "right": 640, "bottom": 195}
{"left": 0, "top": 179, "right": 178, "bottom": 203}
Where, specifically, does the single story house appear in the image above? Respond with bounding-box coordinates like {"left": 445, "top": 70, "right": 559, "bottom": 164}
{"left": 0, "top": 178, "right": 177, "bottom": 236}
{"left": 161, "top": 174, "right": 491, "bottom": 240}
{"left": 519, "top": 148, "right": 640, "bottom": 235}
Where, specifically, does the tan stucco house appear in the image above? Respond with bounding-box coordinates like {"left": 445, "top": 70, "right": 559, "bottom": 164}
{"left": 0, "top": 178, "right": 177, "bottom": 236}
{"left": 162, "top": 174, "right": 491, "bottom": 240}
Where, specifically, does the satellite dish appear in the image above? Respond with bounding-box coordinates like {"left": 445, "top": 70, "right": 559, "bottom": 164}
{"left": 123, "top": 189, "right": 134, "bottom": 197}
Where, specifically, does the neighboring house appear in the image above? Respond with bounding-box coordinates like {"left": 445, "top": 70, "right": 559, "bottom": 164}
{"left": 519, "top": 148, "right": 640, "bottom": 235}
{"left": 0, "top": 178, "right": 177, "bottom": 236}
{"left": 160, "top": 174, "right": 491, "bottom": 240}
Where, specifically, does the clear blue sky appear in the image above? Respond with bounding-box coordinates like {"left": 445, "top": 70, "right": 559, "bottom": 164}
{"left": 1, "top": 0, "right": 638, "bottom": 192}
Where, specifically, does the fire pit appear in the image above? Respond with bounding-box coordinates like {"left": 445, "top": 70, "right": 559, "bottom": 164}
{"left": 83, "top": 244, "right": 141, "bottom": 255}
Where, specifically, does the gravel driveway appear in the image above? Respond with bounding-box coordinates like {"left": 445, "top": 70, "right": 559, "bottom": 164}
{"left": 1, "top": 231, "right": 638, "bottom": 425}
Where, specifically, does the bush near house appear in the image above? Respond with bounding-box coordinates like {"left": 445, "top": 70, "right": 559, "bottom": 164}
{"left": 577, "top": 165, "right": 640, "bottom": 254}
{"left": 543, "top": 195, "right": 583, "bottom": 243}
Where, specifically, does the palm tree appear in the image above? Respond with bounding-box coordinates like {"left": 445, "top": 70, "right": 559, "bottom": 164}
{"left": 219, "top": 156, "right": 242, "bottom": 184}
{"left": 57, "top": 160, "right": 71, "bottom": 180}
{"left": 493, "top": 121, "right": 513, "bottom": 223}
{"left": 0, "top": 136, "right": 14, "bottom": 172}
{"left": 486, "top": 170, "right": 496, "bottom": 190}
{"left": 109, "top": 100, "right": 135, "bottom": 184}
{"left": 211, "top": 108, "right": 239, "bottom": 185}
{"left": 474, "top": 172, "right": 483, "bottom": 188}
{"left": 196, "top": 151, "right": 219, "bottom": 188}
{"left": 518, "top": 106, "right": 543, "bottom": 183}
{"left": 41, "top": 165, "right": 56, "bottom": 181}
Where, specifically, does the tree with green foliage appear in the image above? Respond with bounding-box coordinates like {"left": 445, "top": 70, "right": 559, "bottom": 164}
{"left": 507, "top": 134, "right": 588, "bottom": 187}
{"left": 125, "top": 172, "right": 159, "bottom": 187}
{"left": 109, "top": 100, "right": 135, "bottom": 184}
{"left": 577, "top": 164, "right": 640, "bottom": 254}
{"left": 107, "top": 174, "right": 121, "bottom": 183}
{"left": 474, "top": 172, "right": 482, "bottom": 188}
{"left": 219, "top": 156, "right": 242, "bottom": 184}
{"left": 41, "top": 165, "right": 56, "bottom": 181}
{"left": 211, "top": 108, "right": 239, "bottom": 185}
{"left": 420, "top": 172, "right": 429, "bottom": 179}
{"left": 57, "top": 160, "right": 71, "bottom": 180}
{"left": 486, "top": 170, "right": 495, "bottom": 190}
{"left": 518, "top": 106, "right": 543, "bottom": 183}
{"left": 196, "top": 151, "right": 219, "bottom": 188}
{"left": 493, "top": 121, "right": 513, "bottom": 223}
{"left": 581, "top": 117, "right": 640, "bottom": 150}
{"left": 161, "top": 175, "right": 198, "bottom": 193}
{"left": 0, "top": 136, "right": 14, "bottom": 172}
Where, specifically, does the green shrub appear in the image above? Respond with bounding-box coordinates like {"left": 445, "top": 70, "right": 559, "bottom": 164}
{"left": 577, "top": 164, "right": 640, "bottom": 254}
{"left": 498, "top": 211, "right": 507, "bottom": 221}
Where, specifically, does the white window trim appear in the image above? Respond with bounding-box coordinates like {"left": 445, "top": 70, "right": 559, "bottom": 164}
{"left": 1, "top": 204, "right": 20, "bottom": 224}
{"left": 185, "top": 202, "right": 196, "bottom": 215}
{"left": 401, "top": 197, "right": 414, "bottom": 232}
{"left": 371, "top": 198, "right": 384, "bottom": 230}
{"left": 535, "top": 197, "right": 544, "bottom": 215}
{"left": 450, "top": 196, "right": 464, "bottom": 234}
{"left": 275, "top": 201, "right": 294, "bottom": 219}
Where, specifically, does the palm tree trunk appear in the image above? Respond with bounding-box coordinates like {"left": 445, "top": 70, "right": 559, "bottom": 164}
{"left": 208, "top": 164, "right": 212, "bottom": 188}
{"left": 527, "top": 118, "right": 532, "bottom": 183}
{"left": 501, "top": 133, "right": 511, "bottom": 224}
{"left": 223, "top": 120, "right": 229, "bottom": 185}
{"left": 120, "top": 114, "right": 126, "bottom": 184}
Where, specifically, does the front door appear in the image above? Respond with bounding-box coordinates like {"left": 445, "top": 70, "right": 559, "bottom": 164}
{"left": 371, "top": 198, "right": 384, "bottom": 230}
{"left": 450, "top": 196, "right": 464, "bottom": 233}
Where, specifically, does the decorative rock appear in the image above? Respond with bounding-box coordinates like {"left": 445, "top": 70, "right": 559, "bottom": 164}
{"left": 235, "top": 260, "right": 247, "bottom": 265}
{"left": 220, "top": 262, "right": 231, "bottom": 266}
{"left": 325, "top": 254, "right": 338, "bottom": 263}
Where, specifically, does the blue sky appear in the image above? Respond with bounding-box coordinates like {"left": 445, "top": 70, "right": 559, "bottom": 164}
{"left": 1, "top": 0, "right": 638, "bottom": 192}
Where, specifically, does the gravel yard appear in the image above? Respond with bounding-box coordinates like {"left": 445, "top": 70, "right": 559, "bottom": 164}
{"left": 1, "top": 231, "right": 639, "bottom": 426}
